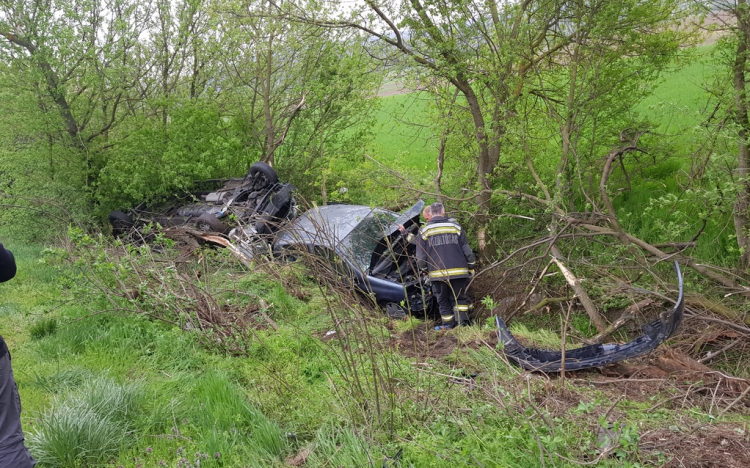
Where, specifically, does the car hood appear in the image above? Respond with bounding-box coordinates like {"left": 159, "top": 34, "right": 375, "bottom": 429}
{"left": 386, "top": 200, "right": 425, "bottom": 237}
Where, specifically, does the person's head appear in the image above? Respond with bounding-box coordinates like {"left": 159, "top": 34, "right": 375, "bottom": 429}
{"left": 422, "top": 206, "right": 432, "bottom": 221}
{"left": 430, "top": 202, "right": 445, "bottom": 217}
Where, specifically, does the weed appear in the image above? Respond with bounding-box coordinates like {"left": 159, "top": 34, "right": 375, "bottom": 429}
{"left": 29, "top": 317, "right": 57, "bottom": 340}
{"left": 393, "top": 316, "right": 423, "bottom": 333}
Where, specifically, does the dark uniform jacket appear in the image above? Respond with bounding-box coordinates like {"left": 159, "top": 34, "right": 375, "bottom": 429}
{"left": 415, "top": 216, "right": 475, "bottom": 281}
{"left": 0, "top": 243, "right": 16, "bottom": 359}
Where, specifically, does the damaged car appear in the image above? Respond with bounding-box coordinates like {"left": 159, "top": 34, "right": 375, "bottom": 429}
{"left": 273, "top": 200, "right": 436, "bottom": 318}
{"left": 495, "top": 261, "right": 685, "bottom": 372}
{"left": 108, "top": 161, "right": 296, "bottom": 242}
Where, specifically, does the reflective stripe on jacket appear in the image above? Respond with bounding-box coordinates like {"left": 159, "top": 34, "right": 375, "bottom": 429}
{"left": 415, "top": 216, "right": 475, "bottom": 281}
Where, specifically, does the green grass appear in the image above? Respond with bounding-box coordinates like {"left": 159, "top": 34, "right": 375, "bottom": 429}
{"left": 0, "top": 228, "right": 743, "bottom": 467}
{"left": 637, "top": 46, "right": 719, "bottom": 133}
{"left": 370, "top": 92, "right": 436, "bottom": 171}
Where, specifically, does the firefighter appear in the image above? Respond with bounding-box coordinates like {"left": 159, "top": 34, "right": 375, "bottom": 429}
{"left": 0, "top": 243, "right": 36, "bottom": 467}
{"left": 398, "top": 205, "right": 432, "bottom": 244}
{"left": 415, "top": 203, "right": 476, "bottom": 330}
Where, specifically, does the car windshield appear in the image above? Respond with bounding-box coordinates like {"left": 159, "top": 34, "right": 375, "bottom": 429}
{"left": 340, "top": 209, "right": 399, "bottom": 271}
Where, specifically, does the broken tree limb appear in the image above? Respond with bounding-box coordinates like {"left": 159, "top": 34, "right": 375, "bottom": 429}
{"left": 577, "top": 222, "right": 744, "bottom": 291}
{"left": 598, "top": 131, "right": 648, "bottom": 246}
{"left": 686, "top": 294, "right": 750, "bottom": 326}
{"left": 550, "top": 250, "right": 608, "bottom": 333}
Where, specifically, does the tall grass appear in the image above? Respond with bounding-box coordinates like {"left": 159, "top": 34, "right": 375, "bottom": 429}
{"left": 306, "top": 425, "right": 375, "bottom": 467}
{"left": 27, "top": 377, "right": 142, "bottom": 467}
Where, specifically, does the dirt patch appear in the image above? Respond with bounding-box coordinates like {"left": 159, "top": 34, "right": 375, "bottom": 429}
{"left": 392, "top": 323, "right": 459, "bottom": 358}
{"left": 377, "top": 81, "right": 411, "bottom": 97}
{"left": 596, "top": 350, "right": 750, "bottom": 410}
{"left": 285, "top": 444, "right": 313, "bottom": 466}
{"left": 640, "top": 424, "right": 750, "bottom": 468}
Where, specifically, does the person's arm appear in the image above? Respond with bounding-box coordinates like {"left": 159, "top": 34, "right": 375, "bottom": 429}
{"left": 459, "top": 229, "right": 476, "bottom": 269}
{"left": 415, "top": 236, "right": 428, "bottom": 272}
{"left": 0, "top": 243, "right": 17, "bottom": 283}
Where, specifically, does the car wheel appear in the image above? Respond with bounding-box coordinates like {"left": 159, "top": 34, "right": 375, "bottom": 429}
{"left": 108, "top": 210, "right": 134, "bottom": 237}
{"left": 248, "top": 161, "right": 279, "bottom": 184}
{"left": 193, "top": 214, "right": 227, "bottom": 233}
{"left": 384, "top": 302, "right": 407, "bottom": 320}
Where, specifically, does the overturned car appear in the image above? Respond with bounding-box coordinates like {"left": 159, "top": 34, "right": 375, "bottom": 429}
{"left": 108, "top": 162, "right": 296, "bottom": 242}
{"left": 273, "top": 200, "right": 436, "bottom": 318}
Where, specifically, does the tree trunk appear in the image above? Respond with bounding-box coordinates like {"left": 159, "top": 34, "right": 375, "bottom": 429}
{"left": 461, "top": 82, "right": 497, "bottom": 259}
{"left": 263, "top": 31, "right": 275, "bottom": 166}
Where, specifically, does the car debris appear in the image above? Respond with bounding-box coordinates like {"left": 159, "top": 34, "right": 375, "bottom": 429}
{"left": 495, "top": 261, "right": 684, "bottom": 372}
{"left": 108, "top": 161, "right": 296, "bottom": 250}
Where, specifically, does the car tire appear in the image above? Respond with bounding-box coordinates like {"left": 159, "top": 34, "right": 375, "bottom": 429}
{"left": 248, "top": 161, "right": 279, "bottom": 184}
{"left": 193, "top": 214, "right": 227, "bottom": 233}
{"left": 108, "top": 210, "right": 134, "bottom": 237}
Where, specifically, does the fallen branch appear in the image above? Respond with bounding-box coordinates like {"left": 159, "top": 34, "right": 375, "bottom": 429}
{"left": 698, "top": 339, "right": 742, "bottom": 364}
{"left": 587, "top": 298, "right": 654, "bottom": 345}
{"left": 551, "top": 252, "right": 607, "bottom": 332}
{"left": 686, "top": 294, "right": 750, "bottom": 326}
{"left": 718, "top": 384, "right": 750, "bottom": 417}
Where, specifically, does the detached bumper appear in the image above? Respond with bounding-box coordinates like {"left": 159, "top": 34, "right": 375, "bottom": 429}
{"left": 496, "top": 262, "right": 684, "bottom": 372}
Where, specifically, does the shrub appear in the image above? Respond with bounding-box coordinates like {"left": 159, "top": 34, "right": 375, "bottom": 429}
{"left": 27, "top": 377, "right": 142, "bottom": 467}
{"left": 29, "top": 318, "right": 57, "bottom": 340}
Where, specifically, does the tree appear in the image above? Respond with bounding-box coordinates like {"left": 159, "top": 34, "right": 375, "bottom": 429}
{"left": 217, "top": 0, "right": 381, "bottom": 196}
{"left": 280, "top": 0, "right": 685, "bottom": 259}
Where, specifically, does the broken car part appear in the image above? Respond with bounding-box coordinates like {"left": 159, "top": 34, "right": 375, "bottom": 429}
{"left": 109, "top": 161, "right": 295, "bottom": 241}
{"left": 496, "top": 261, "right": 684, "bottom": 372}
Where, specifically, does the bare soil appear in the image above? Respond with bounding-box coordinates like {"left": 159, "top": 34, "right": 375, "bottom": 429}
{"left": 640, "top": 424, "right": 750, "bottom": 468}
{"left": 391, "top": 322, "right": 459, "bottom": 358}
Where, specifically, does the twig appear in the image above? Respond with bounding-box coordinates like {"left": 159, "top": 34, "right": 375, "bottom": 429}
{"left": 718, "top": 384, "right": 750, "bottom": 417}
{"left": 603, "top": 396, "right": 624, "bottom": 421}
{"left": 560, "top": 301, "right": 574, "bottom": 384}
{"left": 708, "top": 378, "right": 723, "bottom": 416}
{"left": 698, "top": 339, "right": 741, "bottom": 363}
{"left": 572, "top": 378, "right": 668, "bottom": 384}
{"left": 646, "top": 386, "right": 705, "bottom": 413}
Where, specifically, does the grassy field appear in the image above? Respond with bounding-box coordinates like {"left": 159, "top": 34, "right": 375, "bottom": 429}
{"left": 363, "top": 46, "right": 737, "bottom": 264}
{"left": 3, "top": 237, "right": 741, "bottom": 467}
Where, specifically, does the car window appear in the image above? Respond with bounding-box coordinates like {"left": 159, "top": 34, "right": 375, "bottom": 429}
{"left": 340, "top": 210, "right": 398, "bottom": 271}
